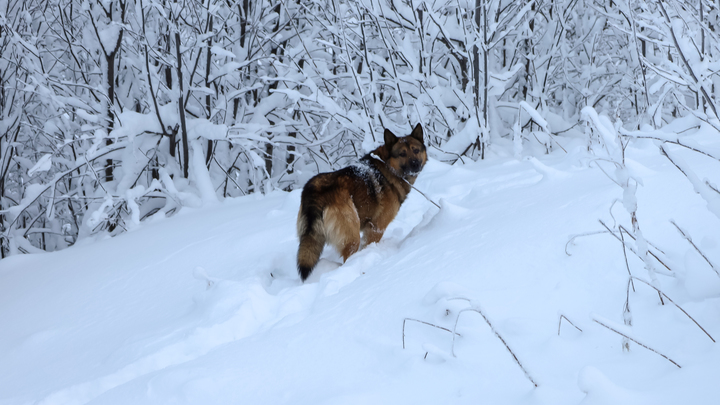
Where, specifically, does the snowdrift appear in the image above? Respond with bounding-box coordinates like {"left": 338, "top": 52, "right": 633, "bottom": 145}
{"left": 2, "top": 132, "right": 720, "bottom": 405}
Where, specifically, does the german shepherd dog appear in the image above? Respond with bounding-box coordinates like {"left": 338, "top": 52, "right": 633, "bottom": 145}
{"left": 296, "top": 124, "right": 428, "bottom": 281}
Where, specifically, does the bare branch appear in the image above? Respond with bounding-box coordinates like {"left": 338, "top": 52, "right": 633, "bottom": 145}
{"left": 402, "top": 318, "right": 460, "bottom": 350}
{"left": 558, "top": 314, "right": 583, "bottom": 336}
{"left": 630, "top": 276, "right": 715, "bottom": 343}
{"left": 671, "top": 220, "right": 719, "bottom": 278}
{"left": 593, "top": 316, "right": 681, "bottom": 368}
{"left": 452, "top": 307, "right": 538, "bottom": 387}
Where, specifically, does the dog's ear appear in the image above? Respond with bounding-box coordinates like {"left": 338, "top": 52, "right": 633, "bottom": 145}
{"left": 409, "top": 123, "right": 424, "bottom": 143}
{"left": 384, "top": 128, "right": 398, "bottom": 146}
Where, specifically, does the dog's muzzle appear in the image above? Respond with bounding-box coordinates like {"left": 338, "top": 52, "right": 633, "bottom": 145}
{"left": 403, "top": 159, "right": 422, "bottom": 177}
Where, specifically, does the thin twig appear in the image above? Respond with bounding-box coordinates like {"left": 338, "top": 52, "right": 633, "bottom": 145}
{"left": 452, "top": 308, "right": 538, "bottom": 387}
{"left": 408, "top": 182, "right": 441, "bottom": 209}
{"left": 707, "top": 181, "right": 720, "bottom": 195}
{"left": 670, "top": 220, "right": 719, "bottom": 278}
{"left": 430, "top": 143, "right": 465, "bottom": 164}
{"left": 623, "top": 278, "right": 633, "bottom": 351}
{"left": 558, "top": 314, "right": 583, "bottom": 336}
{"left": 402, "top": 318, "right": 460, "bottom": 350}
{"left": 622, "top": 135, "right": 719, "bottom": 162}
{"left": 212, "top": 156, "right": 246, "bottom": 196}
{"left": 619, "top": 226, "right": 635, "bottom": 292}
{"left": 593, "top": 317, "right": 681, "bottom": 368}
{"left": 598, "top": 220, "right": 673, "bottom": 274}
{"left": 618, "top": 224, "right": 667, "bottom": 258}
{"left": 620, "top": 223, "right": 666, "bottom": 306}
{"left": 590, "top": 159, "right": 622, "bottom": 186}
{"left": 631, "top": 276, "right": 715, "bottom": 343}
{"left": 369, "top": 153, "right": 440, "bottom": 209}
{"left": 565, "top": 230, "right": 611, "bottom": 256}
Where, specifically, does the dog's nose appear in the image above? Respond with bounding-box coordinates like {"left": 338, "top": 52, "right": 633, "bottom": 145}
{"left": 410, "top": 159, "right": 421, "bottom": 171}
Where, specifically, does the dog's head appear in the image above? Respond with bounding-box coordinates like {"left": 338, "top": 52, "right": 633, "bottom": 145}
{"left": 378, "top": 124, "right": 428, "bottom": 184}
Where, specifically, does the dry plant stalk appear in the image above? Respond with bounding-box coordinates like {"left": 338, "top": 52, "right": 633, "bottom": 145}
{"left": 593, "top": 317, "right": 681, "bottom": 368}
{"left": 402, "top": 318, "right": 460, "bottom": 350}
{"left": 620, "top": 226, "right": 635, "bottom": 292}
{"left": 558, "top": 314, "right": 583, "bottom": 336}
{"left": 671, "top": 220, "right": 719, "bottom": 278}
{"left": 452, "top": 308, "right": 538, "bottom": 387}
{"left": 630, "top": 277, "right": 715, "bottom": 343}
{"left": 599, "top": 220, "right": 666, "bottom": 304}
{"left": 598, "top": 220, "right": 673, "bottom": 274}
{"left": 623, "top": 278, "right": 633, "bottom": 351}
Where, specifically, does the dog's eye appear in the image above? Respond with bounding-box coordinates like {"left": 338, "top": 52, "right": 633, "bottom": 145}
{"left": 400, "top": 151, "right": 407, "bottom": 157}
{"left": 413, "top": 149, "right": 419, "bottom": 154}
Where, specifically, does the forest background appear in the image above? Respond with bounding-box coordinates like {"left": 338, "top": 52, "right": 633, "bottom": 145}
{"left": 1, "top": 0, "right": 718, "bottom": 256}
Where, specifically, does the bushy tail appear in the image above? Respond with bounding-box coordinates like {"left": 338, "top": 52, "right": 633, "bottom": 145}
{"left": 297, "top": 203, "right": 325, "bottom": 282}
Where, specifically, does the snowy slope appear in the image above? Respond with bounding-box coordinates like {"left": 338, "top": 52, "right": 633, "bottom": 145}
{"left": 2, "top": 133, "right": 720, "bottom": 405}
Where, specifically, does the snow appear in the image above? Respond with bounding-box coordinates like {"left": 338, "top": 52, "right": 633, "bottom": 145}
{"left": 210, "top": 45, "right": 236, "bottom": 59}
{"left": 2, "top": 131, "right": 720, "bottom": 404}
{"left": 27, "top": 154, "right": 52, "bottom": 176}
{"left": 190, "top": 139, "right": 220, "bottom": 205}
{"left": 98, "top": 25, "right": 121, "bottom": 55}
{"left": 581, "top": 106, "right": 619, "bottom": 154}
{"left": 188, "top": 119, "right": 228, "bottom": 141}
{"left": 520, "top": 101, "right": 550, "bottom": 133}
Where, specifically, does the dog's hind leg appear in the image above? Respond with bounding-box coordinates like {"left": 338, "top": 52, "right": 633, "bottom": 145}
{"left": 323, "top": 195, "right": 361, "bottom": 263}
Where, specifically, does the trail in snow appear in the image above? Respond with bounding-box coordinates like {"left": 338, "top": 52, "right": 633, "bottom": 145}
{"left": 32, "top": 159, "right": 484, "bottom": 405}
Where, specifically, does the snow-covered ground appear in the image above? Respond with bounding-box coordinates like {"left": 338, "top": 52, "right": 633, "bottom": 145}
{"left": 2, "top": 129, "right": 720, "bottom": 405}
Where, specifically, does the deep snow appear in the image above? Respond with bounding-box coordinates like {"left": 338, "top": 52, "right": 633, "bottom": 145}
{"left": 2, "top": 130, "right": 720, "bottom": 405}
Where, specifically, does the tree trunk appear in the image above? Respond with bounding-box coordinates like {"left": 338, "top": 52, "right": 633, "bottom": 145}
{"left": 175, "top": 32, "right": 190, "bottom": 178}
{"left": 205, "top": 13, "right": 214, "bottom": 167}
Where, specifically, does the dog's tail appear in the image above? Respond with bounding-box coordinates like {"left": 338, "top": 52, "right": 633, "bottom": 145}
{"left": 297, "top": 201, "right": 325, "bottom": 282}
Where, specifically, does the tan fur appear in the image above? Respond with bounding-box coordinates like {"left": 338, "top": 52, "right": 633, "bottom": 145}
{"left": 296, "top": 124, "right": 428, "bottom": 281}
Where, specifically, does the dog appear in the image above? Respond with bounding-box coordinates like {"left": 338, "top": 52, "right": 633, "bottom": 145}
{"left": 296, "top": 123, "right": 428, "bottom": 282}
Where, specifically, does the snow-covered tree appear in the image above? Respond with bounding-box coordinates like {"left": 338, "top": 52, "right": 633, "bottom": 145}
{"left": 1, "top": 0, "right": 718, "bottom": 256}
